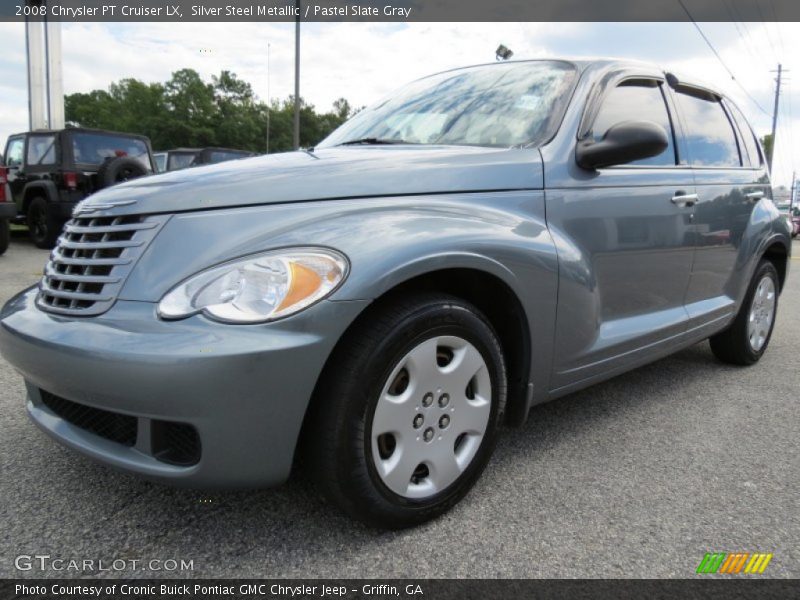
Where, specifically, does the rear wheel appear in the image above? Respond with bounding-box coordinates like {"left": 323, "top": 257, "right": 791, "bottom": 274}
{"left": 26, "top": 197, "right": 60, "bottom": 249}
{"left": 0, "top": 219, "right": 9, "bottom": 255}
{"left": 710, "top": 260, "right": 779, "bottom": 365}
{"left": 306, "top": 293, "right": 506, "bottom": 529}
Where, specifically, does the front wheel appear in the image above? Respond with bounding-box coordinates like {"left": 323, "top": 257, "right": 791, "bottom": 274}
{"left": 710, "top": 260, "right": 779, "bottom": 365}
{"left": 306, "top": 293, "right": 507, "bottom": 529}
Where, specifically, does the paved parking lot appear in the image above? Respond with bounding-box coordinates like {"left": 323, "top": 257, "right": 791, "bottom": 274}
{"left": 1, "top": 231, "right": 798, "bottom": 579}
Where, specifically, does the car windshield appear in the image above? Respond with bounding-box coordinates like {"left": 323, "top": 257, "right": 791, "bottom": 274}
{"left": 318, "top": 61, "right": 578, "bottom": 149}
{"left": 71, "top": 133, "right": 150, "bottom": 169}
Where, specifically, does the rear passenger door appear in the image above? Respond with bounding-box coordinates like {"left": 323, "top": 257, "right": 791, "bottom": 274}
{"left": 671, "top": 86, "right": 766, "bottom": 325}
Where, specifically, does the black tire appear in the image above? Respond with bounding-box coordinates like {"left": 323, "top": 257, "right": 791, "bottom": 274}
{"left": 26, "top": 197, "right": 60, "bottom": 249}
{"left": 97, "top": 157, "right": 148, "bottom": 189}
{"left": 305, "top": 292, "right": 507, "bottom": 529}
{"left": 0, "top": 219, "right": 9, "bottom": 255}
{"left": 710, "top": 260, "right": 779, "bottom": 365}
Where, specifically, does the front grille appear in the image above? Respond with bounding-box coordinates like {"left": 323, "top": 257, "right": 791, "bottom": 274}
{"left": 37, "top": 214, "right": 166, "bottom": 316}
{"left": 40, "top": 390, "right": 137, "bottom": 446}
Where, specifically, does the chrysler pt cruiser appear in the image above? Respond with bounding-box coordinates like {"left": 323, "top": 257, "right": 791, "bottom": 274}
{"left": 0, "top": 59, "right": 791, "bottom": 528}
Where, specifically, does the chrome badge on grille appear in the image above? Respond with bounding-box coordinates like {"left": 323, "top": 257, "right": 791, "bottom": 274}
{"left": 72, "top": 198, "right": 138, "bottom": 217}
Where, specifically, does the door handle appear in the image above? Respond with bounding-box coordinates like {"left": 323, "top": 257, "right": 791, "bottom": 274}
{"left": 670, "top": 193, "right": 698, "bottom": 207}
{"left": 746, "top": 191, "right": 764, "bottom": 203}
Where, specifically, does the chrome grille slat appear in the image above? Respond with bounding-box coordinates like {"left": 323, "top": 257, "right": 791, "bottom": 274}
{"left": 37, "top": 213, "right": 168, "bottom": 317}
{"left": 50, "top": 251, "right": 132, "bottom": 267}
{"left": 44, "top": 267, "right": 121, "bottom": 284}
{"left": 64, "top": 222, "right": 158, "bottom": 235}
{"left": 39, "top": 283, "right": 114, "bottom": 302}
{"left": 56, "top": 239, "right": 144, "bottom": 250}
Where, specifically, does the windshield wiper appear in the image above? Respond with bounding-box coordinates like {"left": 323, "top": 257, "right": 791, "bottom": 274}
{"left": 336, "top": 137, "right": 409, "bottom": 146}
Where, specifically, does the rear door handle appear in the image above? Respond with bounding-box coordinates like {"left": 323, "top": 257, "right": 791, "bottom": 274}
{"left": 746, "top": 191, "right": 764, "bottom": 203}
{"left": 671, "top": 193, "right": 698, "bottom": 207}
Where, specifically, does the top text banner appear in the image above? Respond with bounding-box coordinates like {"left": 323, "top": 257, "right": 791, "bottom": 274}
{"left": 4, "top": 0, "right": 800, "bottom": 22}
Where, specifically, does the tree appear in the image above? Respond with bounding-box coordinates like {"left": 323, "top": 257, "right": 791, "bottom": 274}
{"left": 65, "top": 69, "right": 353, "bottom": 153}
{"left": 760, "top": 133, "right": 773, "bottom": 168}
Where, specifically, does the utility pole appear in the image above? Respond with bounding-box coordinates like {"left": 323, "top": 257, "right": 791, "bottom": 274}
{"left": 25, "top": 0, "right": 64, "bottom": 130}
{"left": 768, "top": 64, "right": 783, "bottom": 172}
{"left": 791, "top": 171, "right": 797, "bottom": 209}
{"left": 293, "top": 0, "right": 301, "bottom": 150}
{"left": 266, "top": 42, "right": 270, "bottom": 154}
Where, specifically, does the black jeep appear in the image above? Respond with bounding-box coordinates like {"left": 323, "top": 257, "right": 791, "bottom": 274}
{"left": 1, "top": 128, "right": 155, "bottom": 250}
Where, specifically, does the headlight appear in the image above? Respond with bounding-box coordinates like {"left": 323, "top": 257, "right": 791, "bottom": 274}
{"left": 158, "top": 248, "right": 348, "bottom": 323}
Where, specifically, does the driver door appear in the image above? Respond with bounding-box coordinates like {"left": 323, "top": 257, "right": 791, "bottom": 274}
{"left": 547, "top": 77, "right": 697, "bottom": 390}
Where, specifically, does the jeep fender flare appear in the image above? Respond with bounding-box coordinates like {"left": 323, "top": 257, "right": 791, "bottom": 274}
{"left": 22, "top": 181, "right": 59, "bottom": 214}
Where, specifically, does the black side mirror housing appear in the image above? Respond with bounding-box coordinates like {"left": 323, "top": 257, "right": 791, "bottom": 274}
{"left": 576, "top": 120, "right": 669, "bottom": 170}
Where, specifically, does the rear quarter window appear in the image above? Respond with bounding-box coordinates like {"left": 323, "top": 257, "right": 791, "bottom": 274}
{"left": 725, "top": 101, "right": 762, "bottom": 167}
{"left": 26, "top": 135, "right": 57, "bottom": 165}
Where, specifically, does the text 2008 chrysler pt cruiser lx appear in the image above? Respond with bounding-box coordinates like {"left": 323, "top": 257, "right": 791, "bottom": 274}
{"left": 0, "top": 59, "right": 791, "bottom": 527}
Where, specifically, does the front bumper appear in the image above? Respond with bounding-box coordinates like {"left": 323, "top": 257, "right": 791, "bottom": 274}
{"left": 0, "top": 287, "right": 368, "bottom": 488}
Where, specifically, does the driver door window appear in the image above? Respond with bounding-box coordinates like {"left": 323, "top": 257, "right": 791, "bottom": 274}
{"left": 5, "top": 137, "right": 24, "bottom": 167}
{"left": 592, "top": 80, "right": 677, "bottom": 167}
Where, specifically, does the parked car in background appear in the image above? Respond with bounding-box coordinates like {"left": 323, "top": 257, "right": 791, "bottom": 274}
{"left": 792, "top": 206, "right": 800, "bottom": 238}
{"left": 153, "top": 151, "right": 167, "bottom": 174}
{"left": 1, "top": 128, "right": 156, "bottom": 248}
{"left": 776, "top": 201, "right": 793, "bottom": 235}
{"left": 0, "top": 59, "right": 791, "bottom": 528}
{"left": 156, "top": 147, "right": 255, "bottom": 172}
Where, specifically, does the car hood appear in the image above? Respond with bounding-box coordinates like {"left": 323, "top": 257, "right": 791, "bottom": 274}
{"left": 73, "top": 145, "right": 544, "bottom": 216}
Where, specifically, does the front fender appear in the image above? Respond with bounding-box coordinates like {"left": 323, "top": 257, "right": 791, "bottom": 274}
{"left": 122, "top": 192, "right": 558, "bottom": 305}
{"left": 121, "top": 192, "right": 560, "bottom": 399}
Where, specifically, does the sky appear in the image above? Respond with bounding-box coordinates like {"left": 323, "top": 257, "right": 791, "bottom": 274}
{"left": 0, "top": 21, "right": 797, "bottom": 189}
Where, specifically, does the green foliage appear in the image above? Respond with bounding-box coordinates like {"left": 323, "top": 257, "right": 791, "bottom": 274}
{"left": 760, "top": 133, "right": 773, "bottom": 166}
{"left": 65, "top": 69, "right": 354, "bottom": 153}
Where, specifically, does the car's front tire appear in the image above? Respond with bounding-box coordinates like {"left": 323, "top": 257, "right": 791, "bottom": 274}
{"left": 710, "top": 259, "right": 779, "bottom": 365}
{"left": 306, "top": 293, "right": 506, "bottom": 529}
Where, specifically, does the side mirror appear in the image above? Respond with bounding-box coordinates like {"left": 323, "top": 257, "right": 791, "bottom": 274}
{"left": 576, "top": 120, "right": 669, "bottom": 170}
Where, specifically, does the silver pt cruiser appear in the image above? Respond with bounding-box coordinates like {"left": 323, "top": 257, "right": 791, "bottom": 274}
{"left": 0, "top": 59, "right": 791, "bottom": 528}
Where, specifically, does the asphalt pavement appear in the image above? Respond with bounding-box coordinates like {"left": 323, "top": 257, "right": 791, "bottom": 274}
{"left": 1, "top": 230, "right": 798, "bottom": 579}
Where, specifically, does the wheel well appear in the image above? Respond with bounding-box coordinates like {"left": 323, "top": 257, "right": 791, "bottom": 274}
{"left": 377, "top": 269, "right": 532, "bottom": 426}
{"left": 763, "top": 242, "right": 788, "bottom": 291}
{"left": 22, "top": 189, "right": 46, "bottom": 215}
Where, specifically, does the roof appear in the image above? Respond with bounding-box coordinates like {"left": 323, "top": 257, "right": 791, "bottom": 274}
{"left": 8, "top": 127, "right": 152, "bottom": 140}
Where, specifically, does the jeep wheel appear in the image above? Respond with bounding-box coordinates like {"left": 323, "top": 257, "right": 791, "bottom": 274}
{"left": 0, "top": 219, "right": 9, "bottom": 255}
{"left": 306, "top": 293, "right": 506, "bottom": 529}
{"left": 97, "top": 157, "right": 148, "bottom": 189}
{"left": 27, "top": 197, "right": 60, "bottom": 249}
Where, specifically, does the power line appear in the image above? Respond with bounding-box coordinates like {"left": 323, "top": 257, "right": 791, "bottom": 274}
{"left": 678, "top": 0, "right": 771, "bottom": 117}
{"left": 753, "top": 0, "right": 780, "bottom": 63}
